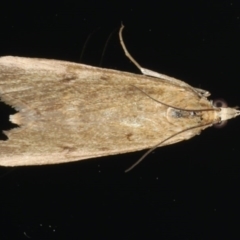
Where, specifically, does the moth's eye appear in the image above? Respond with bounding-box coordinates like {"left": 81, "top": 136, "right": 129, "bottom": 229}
{"left": 213, "top": 99, "right": 228, "bottom": 108}
{"left": 213, "top": 99, "right": 228, "bottom": 128}
{"left": 214, "top": 120, "right": 227, "bottom": 128}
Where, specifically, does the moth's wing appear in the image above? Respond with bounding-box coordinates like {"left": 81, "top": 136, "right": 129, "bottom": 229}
{"left": 0, "top": 57, "right": 212, "bottom": 166}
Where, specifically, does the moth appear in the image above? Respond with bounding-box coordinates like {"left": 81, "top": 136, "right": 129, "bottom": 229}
{"left": 0, "top": 25, "right": 239, "bottom": 171}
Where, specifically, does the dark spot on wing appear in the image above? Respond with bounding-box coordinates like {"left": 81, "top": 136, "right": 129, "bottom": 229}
{"left": 61, "top": 145, "right": 77, "bottom": 153}
{"left": 100, "top": 76, "right": 109, "bottom": 81}
{"left": 98, "top": 147, "right": 110, "bottom": 151}
{"left": 60, "top": 76, "right": 77, "bottom": 83}
{"left": 126, "top": 133, "right": 133, "bottom": 141}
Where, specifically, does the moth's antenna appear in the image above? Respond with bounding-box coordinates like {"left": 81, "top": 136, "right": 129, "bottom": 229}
{"left": 125, "top": 121, "right": 217, "bottom": 173}
{"left": 119, "top": 24, "right": 220, "bottom": 172}
{"left": 119, "top": 24, "right": 209, "bottom": 97}
{"left": 131, "top": 85, "right": 220, "bottom": 113}
{"left": 124, "top": 86, "right": 220, "bottom": 172}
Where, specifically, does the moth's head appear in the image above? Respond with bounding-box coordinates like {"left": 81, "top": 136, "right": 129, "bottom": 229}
{"left": 218, "top": 107, "right": 240, "bottom": 122}
{"left": 213, "top": 99, "right": 240, "bottom": 126}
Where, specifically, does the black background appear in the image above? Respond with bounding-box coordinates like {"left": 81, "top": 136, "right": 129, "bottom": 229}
{"left": 0, "top": 1, "right": 240, "bottom": 239}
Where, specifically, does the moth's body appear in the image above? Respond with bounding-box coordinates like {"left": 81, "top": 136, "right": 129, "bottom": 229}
{"left": 0, "top": 56, "right": 230, "bottom": 166}
{"left": 0, "top": 26, "right": 239, "bottom": 167}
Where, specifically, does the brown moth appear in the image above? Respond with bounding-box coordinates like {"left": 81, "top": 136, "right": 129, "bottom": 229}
{"left": 0, "top": 25, "right": 239, "bottom": 170}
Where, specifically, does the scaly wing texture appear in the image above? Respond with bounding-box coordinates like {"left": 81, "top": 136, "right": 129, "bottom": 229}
{"left": 0, "top": 57, "right": 213, "bottom": 166}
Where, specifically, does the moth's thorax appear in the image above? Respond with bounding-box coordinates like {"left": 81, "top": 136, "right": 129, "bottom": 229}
{"left": 166, "top": 107, "right": 218, "bottom": 125}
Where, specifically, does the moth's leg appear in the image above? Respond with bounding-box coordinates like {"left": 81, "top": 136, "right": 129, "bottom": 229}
{"left": 119, "top": 24, "right": 210, "bottom": 98}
